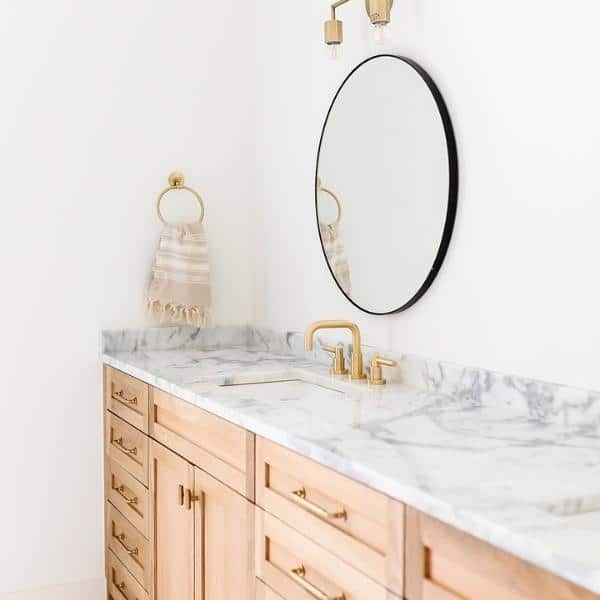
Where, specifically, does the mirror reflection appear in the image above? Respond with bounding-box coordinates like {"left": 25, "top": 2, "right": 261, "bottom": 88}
{"left": 316, "top": 55, "right": 458, "bottom": 314}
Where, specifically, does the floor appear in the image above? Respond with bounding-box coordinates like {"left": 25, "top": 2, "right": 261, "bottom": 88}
{"left": 0, "top": 579, "right": 104, "bottom": 600}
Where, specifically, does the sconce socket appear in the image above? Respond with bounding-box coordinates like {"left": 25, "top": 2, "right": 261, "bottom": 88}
{"left": 324, "top": 19, "right": 343, "bottom": 45}
{"left": 365, "top": 0, "right": 392, "bottom": 25}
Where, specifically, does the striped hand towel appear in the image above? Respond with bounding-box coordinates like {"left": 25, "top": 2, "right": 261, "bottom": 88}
{"left": 145, "top": 223, "right": 211, "bottom": 327}
{"left": 319, "top": 223, "right": 352, "bottom": 295}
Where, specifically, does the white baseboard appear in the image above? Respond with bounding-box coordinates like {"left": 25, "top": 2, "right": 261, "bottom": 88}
{"left": 0, "top": 578, "right": 105, "bottom": 600}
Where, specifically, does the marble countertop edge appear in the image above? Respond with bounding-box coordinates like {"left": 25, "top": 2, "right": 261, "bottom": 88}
{"left": 102, "top": 352, "right": 600, "bottom": 594}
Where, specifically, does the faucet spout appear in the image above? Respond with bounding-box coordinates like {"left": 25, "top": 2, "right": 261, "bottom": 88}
{"left": 304, "top": 320, "right": 365, "bottom": 380}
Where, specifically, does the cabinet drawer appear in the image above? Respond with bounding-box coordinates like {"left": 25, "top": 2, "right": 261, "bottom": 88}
{"left": 256, "top": 508, "right": 400, "bottom": 600}
{"left": 107, "top": 459, "right": 150, "bottom": 538}
{"left": 406, "top": 508, "right": 599, "bottom": 600}
{"left": 422, "top": 581, "right": 463, "bottom": 600}
{"left": 256, "top": 438, "right": 404, "bottom": 595}
{"left": 107, "top": 549, "right": 149, "bottom": 600}
{"left": 256, "top": 579, "right": 285, "bottom": 600}
{"left": 105, "top": 366, "right": 149, "bottom": 433}
{"left": 106, "top": 504, "right": 152, "bottom": 592}
{"left": 106, "top": 412, "right": 149, "bottom": 486}
{"left": 151, "top": 388, "right": 254, "bottom": 499}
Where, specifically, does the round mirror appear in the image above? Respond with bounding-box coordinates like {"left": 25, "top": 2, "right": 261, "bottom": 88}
{"left": 316, "top": 55, "right": 458, "bottom": 314}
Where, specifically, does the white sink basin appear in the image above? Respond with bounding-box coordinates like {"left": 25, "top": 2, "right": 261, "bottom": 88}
{"left": 218, "top": 379, "right": 344, "bottom": 401}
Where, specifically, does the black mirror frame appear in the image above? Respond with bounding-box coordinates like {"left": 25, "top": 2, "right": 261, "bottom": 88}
{"left": 315, "top": 54, "right": 459, "bottom": 315}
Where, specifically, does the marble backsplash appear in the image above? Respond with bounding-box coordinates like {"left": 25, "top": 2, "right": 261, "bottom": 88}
{"left": 102, "top": 324, "right": 600, "bottom": 429}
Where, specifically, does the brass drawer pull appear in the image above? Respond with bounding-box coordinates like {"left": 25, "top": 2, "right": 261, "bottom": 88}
{"left": 115, "top": 581, "right": 129, "bottom": 600}
{"left": 113, "top": 532, "right": 139, "bottom": 558}
{"left": 113, "top": 437, "right": 138, "bottom": 456}
{"left": 186, "top": 488, "right": 201, "bottom": 510}
{"left": 112, "top": 389, "right": 138, "bottom": 406}
{"left": 113, "top": 484, "right": 138, "bottom": 505}
{"left": 178, "top": 484, "right": 185, "bottom": 506}
{"left": 290, "top": 565, "right": 345, "bottom": 600}
{"left": 291, "top": 488, "right": 347, "bottom": 521}
{"left": 112, "top": 573, "right": 130, "bottom": 600}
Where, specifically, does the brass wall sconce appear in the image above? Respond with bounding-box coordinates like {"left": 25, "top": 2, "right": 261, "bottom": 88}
{"left": 324, "top": 0, "right": 394, "bottom": 59}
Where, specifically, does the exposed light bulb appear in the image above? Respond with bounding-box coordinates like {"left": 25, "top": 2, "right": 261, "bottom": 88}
{"left": 372, "top": 22, "right": 388, "bottom": 47}
{"left": 328, "top": 44, "right": 341, "bottom": 60}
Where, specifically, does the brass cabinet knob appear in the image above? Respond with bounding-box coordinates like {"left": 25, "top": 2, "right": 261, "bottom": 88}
{"left": 368, "top": 355, "right": 397, "bottom": 385}
{"left": 323, "top": 345, "right": 349, "bottom": 376}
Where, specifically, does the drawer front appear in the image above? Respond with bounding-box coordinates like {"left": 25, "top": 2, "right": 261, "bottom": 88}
{"left": 422, "top": 580, "right": 464, "bottom": 600}
{"left": 107, "top": 549, "right": 149, "bottom": 600}
{"left": 405, "top": 508, "right": 599, "bottom": 600}
{"left": 106, "top": 412, "right": 149, "bottom": 486}
{"left": 107, "top": 459, "right": 150, "bottom": 538}
{"left": 105, "top": 366, "right": 149, "bottom": 433}
{"left": 256, "top": 579, "right": 285, "bottom": 600}
{"left": 256, "top": 508, "right": 400, "bottom": 600}
{"left": 106, "top": 504, "right": 151, "bottom": 592}
{"left": 151, "top": 387, "right": 254, "bottom": 499}
{"left": 256, "top": 437, "right": 404, "bottom": 595}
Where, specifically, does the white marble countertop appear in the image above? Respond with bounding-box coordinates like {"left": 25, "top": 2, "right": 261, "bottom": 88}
{"left": 102, "top": 326, "right": 600, "bottom": 594}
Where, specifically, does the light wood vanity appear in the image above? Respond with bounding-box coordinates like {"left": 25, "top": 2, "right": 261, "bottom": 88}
{"left": 103, "top": 365, "right": 599, "bottom": 600}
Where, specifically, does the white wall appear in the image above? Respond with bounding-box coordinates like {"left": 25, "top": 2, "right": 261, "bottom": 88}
{"left": 0, "top": 2, "right": 255, "bottom": 594}
{"left": 255, "top": 0, "right": 600, "bottom": 391}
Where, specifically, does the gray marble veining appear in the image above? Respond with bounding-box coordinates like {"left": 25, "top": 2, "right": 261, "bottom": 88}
{"left": 102, "top": 325, "right": 600, "bottom": 594}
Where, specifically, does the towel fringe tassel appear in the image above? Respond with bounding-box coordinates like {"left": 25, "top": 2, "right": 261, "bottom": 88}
{"left": 145, "top": 298, "right": 210, "bottom": 328}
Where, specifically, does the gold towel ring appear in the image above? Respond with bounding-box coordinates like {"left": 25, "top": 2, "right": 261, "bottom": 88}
{"left": 156, "top": 171, "right": 205, "bottom": 225}
{"left": 317, "top": 177, "right": 341, "bottom": 227}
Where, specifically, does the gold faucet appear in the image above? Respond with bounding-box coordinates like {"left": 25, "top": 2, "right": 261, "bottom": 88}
{"left": 305, "top": 320, "right": 366, "bottom": 380}
{"left": 367, "top": 355, "right": 397, "bottom": 385}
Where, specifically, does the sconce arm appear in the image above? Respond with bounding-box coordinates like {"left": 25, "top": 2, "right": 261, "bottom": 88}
{"left": 330, "top": 0, "right": 352, "bottom": 20}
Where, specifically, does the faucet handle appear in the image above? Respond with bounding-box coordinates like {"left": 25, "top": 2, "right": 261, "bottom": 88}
{"left": 323, "top": 345, "right": 349, "bottom": 376}
{"left": 368, "top": 355, "right": 397, "bottom": 386}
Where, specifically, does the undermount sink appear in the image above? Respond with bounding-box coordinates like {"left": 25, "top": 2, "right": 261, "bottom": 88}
{"left": 218, "top": 378, "right": 345, "bottom": 400}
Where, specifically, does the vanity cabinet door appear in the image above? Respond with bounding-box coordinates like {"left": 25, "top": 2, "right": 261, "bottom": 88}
{"left": 150, "top": 440, "right": 195, "bottom": 600}
{"left": 405, "top": 507, "right": 599, "bottom": 600}
{"left": 193, "top": 466, "right": 255, "bottom": 600}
